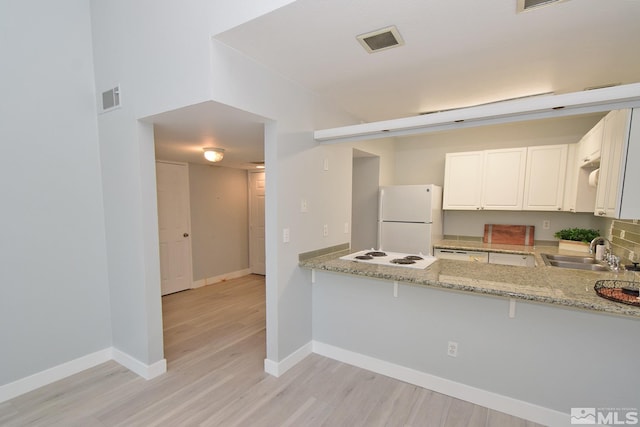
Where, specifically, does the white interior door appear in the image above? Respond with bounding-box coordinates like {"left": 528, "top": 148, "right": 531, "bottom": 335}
{"left": 156, "top": 161, "right": 193, "bottom": 295}
{"left": 249, "top": 171, "right": 266, "bottom": 275}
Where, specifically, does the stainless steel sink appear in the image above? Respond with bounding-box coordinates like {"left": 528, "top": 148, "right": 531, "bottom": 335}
{"left": 541, "top": 253, "right": 610, "bottom": 271}
{"left": 542, "top": 254, "right": 600, "bottom": 264}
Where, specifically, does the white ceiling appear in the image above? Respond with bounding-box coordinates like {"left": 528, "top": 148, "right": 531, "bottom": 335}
{"left": 153, "top": 0, "right": 640, "bottom": 168}
{"left": 151, "top": 101, "right": 268, "bottom": 169}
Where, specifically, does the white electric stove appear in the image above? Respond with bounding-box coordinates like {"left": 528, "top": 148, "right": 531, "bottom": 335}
{"left": 340, "top": 249, "right": 437, "bottom": 270}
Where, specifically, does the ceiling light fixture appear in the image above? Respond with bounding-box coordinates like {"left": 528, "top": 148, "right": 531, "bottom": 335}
{"left": 203, "top": 147, "right": 225, "bottom": 162}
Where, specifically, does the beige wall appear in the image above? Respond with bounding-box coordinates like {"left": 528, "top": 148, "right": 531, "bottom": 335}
{"left": 389, "top": 114, "right": 607, "bottom": 240}
{"left": 393, "top": 113, "right": 604, "bottom": 185}
{"left": 188, "top": 164, "right": 249, "bottom": 281}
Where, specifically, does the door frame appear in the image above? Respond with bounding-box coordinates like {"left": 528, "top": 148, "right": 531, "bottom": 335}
{"left": 248, "top": 170, "right": 266, "bottom": 275}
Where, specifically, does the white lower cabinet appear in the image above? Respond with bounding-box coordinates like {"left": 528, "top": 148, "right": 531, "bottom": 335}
{"left": 434, "top": 248, "right": 488, "bottom": 262}
{"left": 435, "top": 248, "right": 534, "bottom": 267}
{"left": 488, "top": 252, "right": 535, "bottom": 267}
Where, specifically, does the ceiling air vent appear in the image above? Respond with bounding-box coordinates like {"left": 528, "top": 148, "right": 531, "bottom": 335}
{"left": 357, "top": 26, "right": 404, "bottom": 54}
{"left": 517, "top": 0, "right": 569, "bottom": 13}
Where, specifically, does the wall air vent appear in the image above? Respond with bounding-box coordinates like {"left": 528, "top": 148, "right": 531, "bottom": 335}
{"left": 357, "top": 26, "right": 404, "bottom": 54}
{"left": 517, "top": 0, "right": 569, "bottom": 13}
{"left": 100, "top": 85, "right": 121, "bottom": 113}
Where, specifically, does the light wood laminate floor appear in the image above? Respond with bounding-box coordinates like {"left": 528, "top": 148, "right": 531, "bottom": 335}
{"left": 1, "top": 274, "right": 544, "bottom": 426}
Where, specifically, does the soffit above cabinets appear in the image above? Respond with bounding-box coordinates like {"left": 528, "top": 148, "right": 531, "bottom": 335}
{"left": 314, "top": 83, "right": 640, "bottom": 143}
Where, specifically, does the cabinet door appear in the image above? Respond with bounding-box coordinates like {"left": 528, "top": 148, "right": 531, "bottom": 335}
{"left": 481, "top": 148, "right": 527, "bottom": 210}
{"left": 443, "top": 151, "right": 484, "bottom": 210}
{"left": 488, "top": 252, "right": 535, "bottom": 267}
{"left": 595, "top": 109, "right": 632, "bottom": 218}
{"left": 562, "top": 143, "right": 578, "bottom": 212}
{"left": 578, "top": 119, "right": 603, "bottom": 167}
{"left": 434, "top": 248, "right": 489, "bottom": 262}
{"left": 523, "top": 145, "right": 568, "bottom": 211}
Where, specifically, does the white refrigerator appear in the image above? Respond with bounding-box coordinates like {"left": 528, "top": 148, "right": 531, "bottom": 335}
{"left": 378, "top": 184, "right": 443, "bottom": 255}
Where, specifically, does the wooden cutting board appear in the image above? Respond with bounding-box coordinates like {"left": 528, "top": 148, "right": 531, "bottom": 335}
{"left": 483, "top": 224, "right": 535, "bottom": 246}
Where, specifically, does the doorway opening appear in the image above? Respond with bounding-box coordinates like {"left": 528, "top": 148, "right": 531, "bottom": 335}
{"left": 351, "top": 149, "right": 380, "bottom": 251}
{"left": 145, "top": 100, "right": 268, "bottom": 365}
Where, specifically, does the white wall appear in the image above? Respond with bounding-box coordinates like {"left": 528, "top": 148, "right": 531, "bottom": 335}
{"left": 312, "top": 271, "right": 640, "bottom": 418}
{"left": 352, "top": 138, "right": 396, "bottom": 186}
{"left": 88, "top": 0, "right": 304, "bottom": 368}
{"left": 188, "top": 164, "right": 249, "bottom": 280}
{"left": 88, "top": 0, "right": 360, "bottom": 369}
{"left": 206, "top": 39, "right": 361, "bottom": 361}
{"left": 0, "top": 0, "right": 111, "bottom": 385}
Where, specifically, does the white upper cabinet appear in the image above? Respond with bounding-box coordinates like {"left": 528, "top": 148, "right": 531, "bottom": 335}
{"left": 523, "top": 144, "right": 568, "bottom": 211}
{"left": 577, "top": 119, "right": 603, "bottom": 168}
{"left": 443, "top": 148, "right": 526, "bottom": 210}
{"left": 444, "top": 145, "right": 565, "bottom": 212}
{"left": 595, "top": 108, "right": 640, "bottom": 219}
{"left": 443, "top": 151, "right": 484, "bottom": 210}
{"left": 482, "top": 148, "right": 527, "bottom": 210}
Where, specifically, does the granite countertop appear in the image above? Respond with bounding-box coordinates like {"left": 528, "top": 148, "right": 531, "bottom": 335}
{"left": 299, "top": 241, "right": 640, "bottom": 319}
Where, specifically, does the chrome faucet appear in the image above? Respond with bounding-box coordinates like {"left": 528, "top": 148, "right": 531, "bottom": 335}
{"left": 589, "top": 237, "right": 610, "bottom": 255}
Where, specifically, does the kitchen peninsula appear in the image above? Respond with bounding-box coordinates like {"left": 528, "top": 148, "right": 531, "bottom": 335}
{"left": 301, "top": 241, "right": 640, "bottom": 318}
{"left": 300, "top": 241, "right": 640, "bottom": 426}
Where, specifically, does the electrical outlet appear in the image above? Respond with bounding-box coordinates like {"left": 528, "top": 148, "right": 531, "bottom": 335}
{"left": 447, "top": 341, "right": 458, "bottom": 358}
{"left": 323, "top": 224, "right": 329, "bottom": 237}
{"left": 344, "top": 222, "right": 349, "bottom": 234}
{"left": 543, "top": 220, "right": 550, "bottom": 230}
{"left": 300, "top": 199, "right": 308, "bottom": 212}
{"left": 283, "top": 228, "right": 290, "bottom": 243}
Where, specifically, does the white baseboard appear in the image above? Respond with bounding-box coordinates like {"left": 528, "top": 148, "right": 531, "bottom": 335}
{"left": 0, "top": 347, "right": 167, "bottom": 403}
{"left": 312, "top": 341, "right": 568, "bottom": 427}
{"left": 0, "top": 348, "right": 112, "bottom": 403}
{"left": 111, "top": 348, "right": 166, "bottom": 380}
{"left": 264, "top": 342, "right": 313, "bottom": 377}
{"left": 192, "top": 268, "right": 252, "bottom": 288}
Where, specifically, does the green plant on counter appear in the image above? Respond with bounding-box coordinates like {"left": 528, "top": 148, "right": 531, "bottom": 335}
{"left": 554, "top": 228, "right": 600, "bottom": 243}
